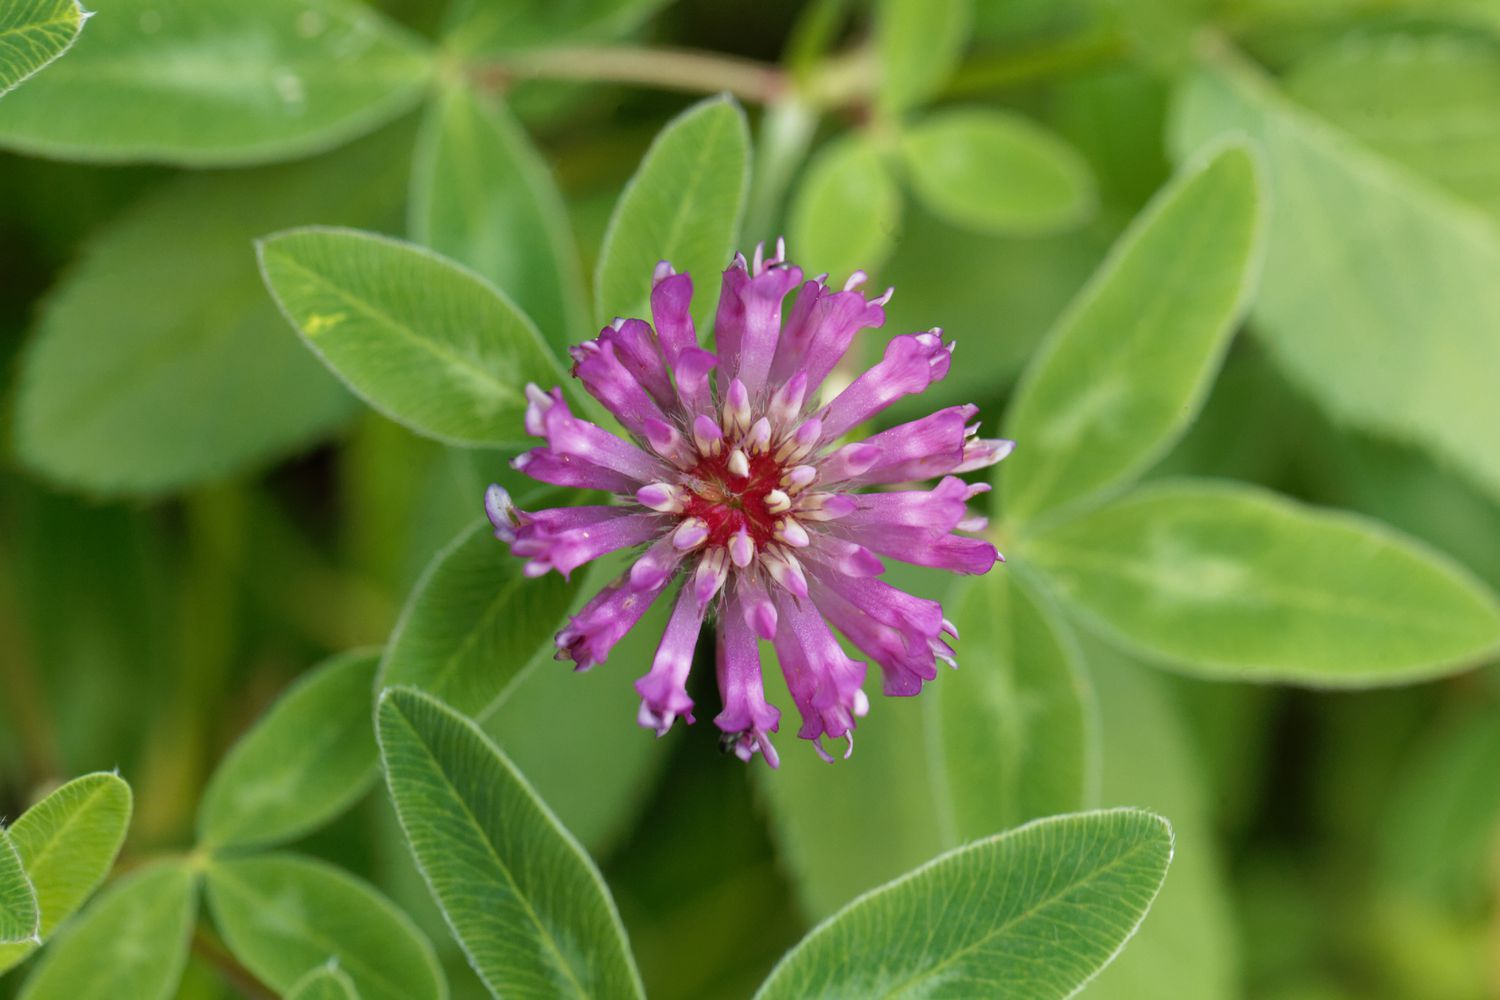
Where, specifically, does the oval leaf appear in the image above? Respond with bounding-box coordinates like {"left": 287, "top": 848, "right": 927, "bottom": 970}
{"left": 17, "top": 862, "right": 196, "bottom": 1000}
{"left": 379, "top": 518, "right": 582, "bottom": 718}
{"left": 288, "top": 964, "right": 361, "bottom": 1000}
{"left": 876, "top": 0, "right": 969, "bottom": 115}
{"left": 754, "top": 809, "right": 1174, "bottom": 1000}
{"left": 0, "top": 0, "right": 431, "bottom": 165}
{"left": 377, "top": 686, "right": 644, "bottom": 1000}
{"left": 0, "top": 829, "right": 38, "bottom": 945}
{"left": 198, "top": 648, "right": 381, "bottom": 850}
{"left": 205, "top": 852, "right": 445, "bottom": 1000}
{"left": 789, "top": 132, "right": 901, "bottom": 281}
{"left": 899, "top": 108, "right": 1096, "bottom": 235}
{"left": 410, "top": 83, "right": 585, "bottom": 350}
{"left": 1002, "top": 140, "right": 1265, "bottom": 527}
{"left": 13, "top": 130, "right": 410, "bottom": 495}
{"left": 1023, "top": 479, "right": 1500, "bottom": 684}
{"left": 595, "top": 94, "right": 749, "bottom": 329}
{"left": 0, "top": 0, "right": 84, "bottom": 97}
{"left": 0, "top": 772, "right": 132, "bottom": 974}
{"left": 258, "top": 227, "right": 568, "bottom": 447}
{"left": 933, "top": 568, "right": 1096, "bottom": 841}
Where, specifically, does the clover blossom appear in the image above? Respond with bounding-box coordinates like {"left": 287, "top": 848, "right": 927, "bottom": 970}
{"left": 486, "top": 242, "right": 1012, "bottom": 766}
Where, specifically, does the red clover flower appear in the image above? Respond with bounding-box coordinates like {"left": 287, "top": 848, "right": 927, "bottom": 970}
{"left": 486, "top": 242, "right": 1012, "bottom": 766}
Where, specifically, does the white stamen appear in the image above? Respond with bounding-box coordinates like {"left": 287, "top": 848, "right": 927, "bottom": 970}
{"left": 692, "top": 414, "right": 724, "bottom": 456}
{"left": 724, "top": 378, "right": 751, "bottom": 434}
{"left": 727, "top": 448, "right": 750, "bottom": 478}
{"left": 745, "top": 417, "right": 772, "bottom": 454}
{"left": 728, "top": 528, "right": 755, "bottom": 568}
{"left": 694, "top": 548, "right": 729, "bottom": 606}
{"left": 636, "top": 483, "right": 685, "bottom": 513}
{"left": 782, "top": 465, "right": 817, "bottom": 492}
{"left": 672, "top": 518, "right": 710, "bottom": 551}
{"left": 763, "top": 548, "right": 808, "bottom": 598}
{"left": 775, "top": 518, "right": 810, "bottom": 548}
{"left": 764, "top": 489, "right": 791, "bottom": 514}
{"left": 843, "top": 270, "right": 868, "bottom": 291}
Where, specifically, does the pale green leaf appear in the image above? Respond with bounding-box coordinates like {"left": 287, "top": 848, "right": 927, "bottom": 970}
{"left": 788, "top": 132, "right": 901, "bottom": 281}
{"left": 0, "top": 0, "right": 431, "bottom": 165}
{"left": 759, "top": 563, "right": 1095, "bottom": 920}
{"left": 1022, "top": 479, "right": 1500, "bottom": 684}
{"left": 197, "top": 648, "right": 380, "bottom": 850}
{"left": 899, "top": 108, "right": 1096, "bottom": 235}
{"left": 0, "top": 830, "right": 38, "bottom": 945}
{"left": 409, "top": 83, "right": 585, "bottom": 350}
{"left": 875, "top": 0, "right": 969, "bottom": 115}
{"left": 442, "top": 0, "right": 666, "bottom": 55}
{"left": 1170, "top": 47, "right": 1500, "bottom": 504}
{"left": 754, "top": 809, "right": 1174, "bottom": 1000}
{"left": 0, "top": 772, "right": 132, "bottom": 974}
{"left": 595, "top": 95, "right": 749, "bottom": 330}
{"left": 1285, "top": 30, "right": 1500, "bottom": 221}
{"left": 376, "top": 686, "right": 644, "bottom": 1000}
{"left": 258, "top": 227, "right": 567, "bottom": 447}
{"left": 287, "top": 963, "right": 361, "bottom": 1000}
{"left": 205, "top": 853, "right": 445, "bottom": 1000}
{"left": 1002, "top": 140, "right": 1265, "bottom": 527}
{"left": 1078, "top": 640, "right": 1238, "bottom": 1000}
{"left": 378, "top": 519, "right": 581, "bottom": 719}
{"left": 13, "top": 129, "right": 410, "bottom": 496}
{"left": 17, "top": 861, "right": 196, "bottom": 1000}
{"left": 933, "top": 568, "right": 1096, "bottom": 842}
{"left": 0, "top": 0, "right": 84, "bottom": 97}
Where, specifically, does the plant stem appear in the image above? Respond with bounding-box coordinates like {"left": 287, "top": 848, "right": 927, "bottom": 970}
{"left": 473, "top": 45, "right": 789, "bottom": 104}
{"left": 192, "top": 929, "right": 277, "bottom": 1000}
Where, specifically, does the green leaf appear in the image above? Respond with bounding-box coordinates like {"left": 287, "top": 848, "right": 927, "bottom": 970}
{"left": 287, "top": 963, "right": 361, "bottom": 1000}
{"left": 205, "top": 853, "right": 445, "bottom": 1000}
{"left": 259, "top": 227, "right": 567, "bottom": 448}
{"left": 13, "top": 129, "right": 410, "bottom": 496}
{"left": 788, "top": 132, "right": 901, "bottom": 281}
{"left": 754, "top": 809, "right": 1174, "bottom": 1000}
{"left": 1002, "top": 140, "right": 1265, "bottom": 527}
{"left": 1079, "top": 640, "right": 1238, "bottom": 1000}
{"left": 0, "top": 772, "right": 132, "bottom": 974}
{"left": 1170, "top": 47, "right": 1500, "bottom": 505}
{"left": 1285, "top": 30, "right": 1500, "bottom": 221}
{"left": 875, "top": 0, "right": 969, "bottom": 115}
{"left": 442, "top": 0, "right": 666, "bottom": 55}
{"left": 197, "top": 648, "right": 380, "bottom": 850}
{"left": 379, "top": 519, "right": 582, "bottom": 718}
{"left": 899, "top": 108, "right": 1097, "bottom": 235}
{"left": 1021, "top": 479, "right": 1500, "bottom": 684}
{"left": 595, "top": 95, "right": 749, "bottom": 330}
{"left": 410, "top": 84, "right": 585, "bottom": 350}
{"left": 17, "top": 861, "right": 197, "bottom": 1000}
{"left": 376, "top": 686, "right": 644, "bottom": 1000}
{"left": 0, "top": 829, "right": 38, "bottom": 945}
{"left": 0, "top": 0, "right": 84, "bottom": 97}
{"left": 0, "top": 0, "right": 431, "bottom": 166}
{"left": 758, "top": 563, "right": 1095, "bottom": 920}
{"left": 933, "top": 568, "right": 1097, "bottom": 842}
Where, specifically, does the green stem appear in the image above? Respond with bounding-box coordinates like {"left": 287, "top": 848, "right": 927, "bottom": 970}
{"left": 472, "top": 44, "right": 789, "bottom": 104}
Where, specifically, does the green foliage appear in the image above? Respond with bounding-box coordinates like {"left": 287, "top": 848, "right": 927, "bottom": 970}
{"left": 0, "top": 773, "right": 132, "bottom": 973}
{"left": 377, "top": 687, "right": 645, "bottom": 1000}
{"left": 287, "top": 963, "right": 362, "bottom": 1000}
{"left": 875, "top": 0, "right": 969, "bottom": 115}
{"left": 409, "top": 84, "right": 585, "bottom": 349}
{"left": 442, "top": 0, "right": 667, "bottom": 55}
{"left": 755, "top": 809, "right": 1174, "bottom": 1000}
{"left": 789, "top": 132, "right": 901, "bottom": 280}
{"left": 17, "top": 862, "right": 196, "bottom": 1000}
{"left": 258, "top": 227, "right": 567, "bottom": 448}
{"left": 0, "top": 831, "right": 38, "bottom": 945}
{"left": 1022, "top": 480, "right": 1500, "bottom": 684}
{"left": 899, "top": 108, "right": 1097, "bottom": 235}
{"left": 205, "top": 853, "right": 445, "bottom": 1000}
{"left": 0, "top": 0, "right": 431, "bottom": 165}
{"left": 0, "top": 0, "right": 85, "bottom": 97}
{"left": 379, "top": 519, "right": 582, "bottom": 718}
{"left": 595, "top": 95, "right": 750, "bottom": 330}
{"left": 1172, "top": 47, "right": 1500, "bottom": 506}
{"left": 1003, "top": 141, "right": 1265, "bottom": 527}
{"left": 198, "top": 649, "right": 381, "bottom": 850}
{"left": 14, "top": 130, "right": 409, "bottom": 495}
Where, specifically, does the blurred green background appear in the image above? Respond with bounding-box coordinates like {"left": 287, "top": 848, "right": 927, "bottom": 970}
{"left": 3, "top": 1, "right": 1500, "bottom": 998}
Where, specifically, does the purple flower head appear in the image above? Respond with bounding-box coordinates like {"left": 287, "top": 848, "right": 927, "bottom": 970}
{"left": 487, "top": 241, "right": 1013, "bottom": 766}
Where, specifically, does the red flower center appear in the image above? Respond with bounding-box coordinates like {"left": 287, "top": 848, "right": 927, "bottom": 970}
{"left": 681, "top": 449, "right": 784, "bottom": 547}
